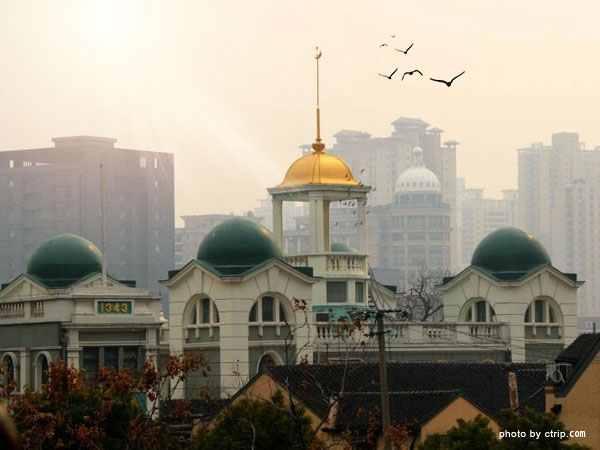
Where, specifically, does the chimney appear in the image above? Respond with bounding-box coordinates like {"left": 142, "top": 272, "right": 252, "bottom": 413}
{"left": 508, "top": 371, "right": 519, "bottom": 411}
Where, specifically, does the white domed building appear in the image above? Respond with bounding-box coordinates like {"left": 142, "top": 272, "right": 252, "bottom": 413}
{"left": 368, "top": 147, "right": 452, "bottom": 291}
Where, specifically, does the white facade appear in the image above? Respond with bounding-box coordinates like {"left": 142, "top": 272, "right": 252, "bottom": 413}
{"left": 164, "top": 259, "right": 314, "bottom": 398}
{"left": 0, "top": 273, "right": 163, "bottom": 391}
{"left": 440, "top": 265, "right": 580, "bottom": 362}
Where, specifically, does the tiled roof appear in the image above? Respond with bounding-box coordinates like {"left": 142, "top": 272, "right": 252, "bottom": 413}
{"left": 334, "top": 390, "right": 463, "bottom": 432}
{"left": 264, "top": 362, "right": 547, "bottom": 428}
{"left": 554, "top": 333, "right": 600, "bottom": 395}
{"left": 556, "top": 333, "right": 600, "bottom": 368}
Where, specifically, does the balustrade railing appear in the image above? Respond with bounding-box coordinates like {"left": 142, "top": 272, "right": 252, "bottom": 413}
{"left": 314, "top": 321, "right": 510, "bottom": 346}
{"left": 0, "top": 302, "right": 25, "bottom": 319}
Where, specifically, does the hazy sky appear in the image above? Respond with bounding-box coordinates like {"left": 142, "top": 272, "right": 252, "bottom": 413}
{"left": 1, "top": 1, "right": 600, "bottom": 224}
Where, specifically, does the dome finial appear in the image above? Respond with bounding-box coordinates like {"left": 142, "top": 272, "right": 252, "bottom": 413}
{"left": 312, "top": 46, "right": 325, "bottom": 152}
{"left": 412, "top": 147, "right": 424, "bottom": 166}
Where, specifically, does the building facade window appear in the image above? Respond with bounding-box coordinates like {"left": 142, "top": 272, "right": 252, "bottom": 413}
{"left": 327, "top": 281, "right": 347, "bottom": 303}
{"left": 1, "top": 354, "right": 16, "bottom": 388}
{"left": 249, "top": 296, "right": 289, "bottom": 324}
{"left": 525, "top": 298, "right": 559, "bottom": 324}
{"left": 187, "top": 297, "right": 219, "bottom": 326}
{"left": 355, "top": 281, "right": 364, "bottom": 303}
{"left": 463, "top": 299, "right": 496, "bottom": 323}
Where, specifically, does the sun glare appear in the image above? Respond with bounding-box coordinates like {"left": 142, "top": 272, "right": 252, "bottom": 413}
{"left": 78, "top": 1, "right": 135, "bottom": 50}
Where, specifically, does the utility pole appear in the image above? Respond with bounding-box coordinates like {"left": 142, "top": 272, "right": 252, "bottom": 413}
{"left": 376, "top": 310, "right": 392, "bottom": 450}
{"left": 366, "top": 265, "right": 407, "bottom": 450}
{"left": 100, "top": 162, "right": 108, "bottom": 286}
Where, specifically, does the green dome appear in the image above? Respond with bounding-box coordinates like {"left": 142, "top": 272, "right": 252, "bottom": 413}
{"left": 471, "top": 227, "right": 551, "bottom": 277}
{"left": 331, "top": 242, "right": 355, "bottom": 252}
{"left": 26, "top": 234, "right": 103, "bottom": 287}
{"left": 197, "top": 218, "right": 282, "bottom": 274}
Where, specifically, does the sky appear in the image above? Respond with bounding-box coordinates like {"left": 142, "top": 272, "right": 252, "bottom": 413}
{"left": 1, "top": 1, "right": 600, "bottom": 225}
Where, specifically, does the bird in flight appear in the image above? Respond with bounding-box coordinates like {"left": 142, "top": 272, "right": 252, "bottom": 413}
{"left": 360, "top": 168, "right": 365, "bottom": 174}
{"left": 394, "top": 43, "right": 413, "bottom": 54}
{"left": 391, "top": 34, "right": 396, "bottom": 38}
{"left": 378, "top": 68, "right": 398, "bottom": 80}
{"left": 402, "top": 69, "right": 423, "bottom": 80}
{"left": 429, "top": 71, "right": 465, "bottom": 87}
{"left": 380, "top": 43, "right": 388, "bottom": 47}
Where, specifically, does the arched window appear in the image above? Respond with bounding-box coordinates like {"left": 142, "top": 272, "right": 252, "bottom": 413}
{"left": 1, "top": 353, "right": 17, "bottom": 391}
{"left": 35, "top": 352, "right": 51, "bottom": 391}
{"left": 185, "top": 296, "right": 219, "bottom": 340}
{"left": 249, "top": 296, "right": 289, "bottom": 324}
{"left": 463, "top": 299, "right": 496, "bottom": 323}
{"left": 524, "top": 298, "right": 560, "bottom": 324}
{"left": 186, "top": 297, "right": 219, "bottom": 326}
{"left": 257, "top": 352, "right": 282, "bottom": 373}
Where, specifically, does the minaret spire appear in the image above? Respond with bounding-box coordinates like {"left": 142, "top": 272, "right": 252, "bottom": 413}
{"left": 312, "top": 46, "right": 325, "bottom": 153}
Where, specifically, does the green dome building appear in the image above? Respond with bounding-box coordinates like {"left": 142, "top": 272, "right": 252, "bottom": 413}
{"left": 470, "top": 227, "right": 552, "bottom": 280}
{"left": 330, "top": 242, "right": 355, "bottom": 253}
{"left": 196, "top": 218, "right": 283, "bottom": 275}
{"left": 26, "top": 234, "right": 103, "bottom": 287}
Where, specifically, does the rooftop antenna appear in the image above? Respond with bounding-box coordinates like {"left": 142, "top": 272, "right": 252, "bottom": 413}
{"left": 312, "top": 46, "right": 325, "bottom": 153}
{"left": 100, "top": 162, "right": 108, "bottom": 286}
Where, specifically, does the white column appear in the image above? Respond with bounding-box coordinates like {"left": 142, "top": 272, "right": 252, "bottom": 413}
{"left": 310, "top": 198, "right": 325, "bottom": 252}
{"left": 66, "top": 329, "right": 81, "bottom": 369}
{"left": 272, "top": 198, "right": 283, "bottom": 251}
{"left": 19, "top": 349, "right": 30, "bottom": 392}
{"left": 217, "top": 298, "right": 251, "bottom": 398}
{"left": 323, "top": 200, "right": 330, "bottom": 251}
{"left": 357, "top": 198, "right": 368, "bottom": 252}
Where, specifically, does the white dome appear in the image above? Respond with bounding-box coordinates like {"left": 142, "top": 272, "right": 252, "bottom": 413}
{"left": 395, "top": 147, "right": 441, "bottom": 193}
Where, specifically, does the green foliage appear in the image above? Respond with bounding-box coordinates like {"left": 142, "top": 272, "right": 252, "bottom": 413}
{"left": 418, "top": 410, "right": 591, "bottom": 450}
{"left": 191, "top": 391, "right": 322, "bottom": 450}
{"left": 418, "top": 415, "right": 500, "bottom": 450}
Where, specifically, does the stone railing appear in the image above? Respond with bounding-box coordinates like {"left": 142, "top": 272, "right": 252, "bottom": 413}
{"left": 285, "top": 255, "right": 309, "bottom": 267}
{"left": 31, "top": 301, "right": 44, "bottom": 317}
{"left": 326, "top": 255, "right": 366, "bottom": 273}
{"left": 0, "top": 302, "right": 25, "bottom": 319}
{"left": 314, "top": 321, "right": 510, "bottom": 347}
{"left": 284, "top": 253, "right": 368, "bottom": 274}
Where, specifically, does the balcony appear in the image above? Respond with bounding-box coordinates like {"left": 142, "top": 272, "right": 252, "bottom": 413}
{"left": 314, "top": 321, "right": 510, "bottom": 349}
{"left": 0, "top": 301, "right": 45, "bottom": 320}
{"left": 284, "top": 252, "right": 368, "bottom": 276}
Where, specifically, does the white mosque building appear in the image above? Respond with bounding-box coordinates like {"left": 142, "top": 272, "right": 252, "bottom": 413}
{"left": 163, "top": 53, "right": 580, "bottom": 397}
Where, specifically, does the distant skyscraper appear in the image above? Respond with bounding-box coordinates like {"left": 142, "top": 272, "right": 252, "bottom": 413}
{"left": 0, "top": 136, "right": 174, "bottom": 312}
{"left": 518, "top": 132, "right": 600, "bottom": 317}
{"left": 329, "top": 117, "right": 459, "bottom": 271}
{"left": 369, "top": 147, "right": 451, "bottom": 290}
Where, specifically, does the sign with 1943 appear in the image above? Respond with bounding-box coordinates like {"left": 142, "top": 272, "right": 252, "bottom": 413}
{"left": 97, "top": 300, "right": 132, "bottom": 314}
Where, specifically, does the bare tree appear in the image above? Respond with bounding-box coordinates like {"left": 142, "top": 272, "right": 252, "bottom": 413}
{"left": 399, "top": 265, "right": 448, "bottom": 321}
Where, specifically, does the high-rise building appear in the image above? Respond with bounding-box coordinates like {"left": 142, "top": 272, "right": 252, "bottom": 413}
{"left": 329, "top": 118, "right": 459, "bottom": 271}
{"left": 518, "top": 132, "right": 600, "bottom": 317}
{"left": 458, "top": 185, "right": 518, "bottom": 269}
{"left": 369, "top": 147, "right": 451, "bottom": 290}
{"left": 0, "top": 136, "right": 174, "bottom": 312}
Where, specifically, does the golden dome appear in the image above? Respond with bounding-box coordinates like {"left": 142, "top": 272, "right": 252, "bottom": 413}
{"left": 278, "top": 149, "right": 358, "bottom": 187}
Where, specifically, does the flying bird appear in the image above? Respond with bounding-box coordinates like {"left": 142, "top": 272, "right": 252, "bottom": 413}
{"left": 402, "top": 69, "right": 423, "bottom": 80}
{"left": 394, "top": 43, "right": 413, "bottom": 54}
{"left": 429, "top": 71, "right": 465, "bottom": 87}
{"left": 360, "top": 168, "right": 365, "bottom": 174}
{"left": 391, "top": 34, "right": 396, "bottom": 38}
{"left": 380, "top": 43, "right": 388, "bottom": 47}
